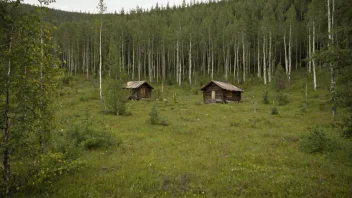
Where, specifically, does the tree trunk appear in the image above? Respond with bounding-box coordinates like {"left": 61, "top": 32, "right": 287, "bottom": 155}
{"left": 257, "top": 34, "right": 261, "bottom": 78}
{"left": 189, "top": 34, "right": 192, "bottom": 84}
{"left": 284, "top": 33, "right": 288, "bottom": 74}
{"left": 268, "top": 31, "right": 272, "bottom": 83}
{"left": 288, "top": 24, "right": 292, "bottom": 85}
{"left": 99, "top": 22, "right": 103, "bottom": 100}
{"left": 242, "top": 33, "right": 246, "bottom": 82}
{"left": 328, "top": 0, "right": 336, "bottom": 116}
{"left": 211, "top": 40, "right": 214, "bottom": 80}
{"left": 3, "top": 30, "right": 13, "bottom": 194}
{"left": 132, "top": 40, "right": 135, "bottom": 80}
{"left": 313, "top": 22, "right": 317, "bottom": 90}
{"left": 148, "top": 38, "right": 152, "bottom": 82}
{"left": 263, "top": 35, "right": 267, "bottom": 85}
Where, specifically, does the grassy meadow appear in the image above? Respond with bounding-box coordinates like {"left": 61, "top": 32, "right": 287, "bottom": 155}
{"left": 24, "top": 69, "right": 352, "bottom": 197}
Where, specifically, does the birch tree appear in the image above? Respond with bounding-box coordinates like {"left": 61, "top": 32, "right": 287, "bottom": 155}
{"left": 97, "top": 0, "right": 106, "bottom": 100}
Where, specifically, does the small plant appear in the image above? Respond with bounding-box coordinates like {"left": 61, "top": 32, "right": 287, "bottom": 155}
{"left": 230, "top": 121, "right": 241, "bottom": 127}
{"left": 301, "top": 125, "right": 331, "bottom": 154}
{"left": 149, "top": 105, "right": 168, "bottom": 126}
{"left": 192, "top": 89, "right": 199, "bottom": 95}
{"left": 149, "top": 105, "right": 159, "bottom": 125}
{"left": 104, "top": 80, "right": 130, "bottom": 116}
{"left": 154, "top": 88, "right": 162, "bottom": 100}
{"left": 62, "top": 75, "right": 72, "bottom": 85}
{"left": 173, "top": 93, "right": 178, "bottom": 103}
{"left": 271, "top": 101, "right": 279, "bottom": 115}
{"left": 276, "top": 92, "right": 289, "bottom": 106}
{"left": 342, "top": 115, "right": 352, "bottom": 138}
{"left": 263, "top": 91, "right": 269, "bottom": 104}
{"left": 53, "top": 112, "right": 119, "bottom": 154}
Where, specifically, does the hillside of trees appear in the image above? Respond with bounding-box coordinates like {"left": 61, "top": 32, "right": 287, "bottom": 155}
{"left": 42, "top": 0, "right": 351, "bottom": 88}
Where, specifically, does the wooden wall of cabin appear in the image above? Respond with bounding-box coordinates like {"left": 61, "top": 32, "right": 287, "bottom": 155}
{"left": 202, "top": 83, "right": 225, "bottom": 103}
{"left": 225, "top": 91, "right": 241, "bottom": 102}
{"left": 138, "top": 84, "right": 152, "bottom": 98}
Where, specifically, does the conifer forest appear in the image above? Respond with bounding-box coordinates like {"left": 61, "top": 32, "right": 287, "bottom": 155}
{"left": 1, "top": 0, "right": 352, "bottom": 197}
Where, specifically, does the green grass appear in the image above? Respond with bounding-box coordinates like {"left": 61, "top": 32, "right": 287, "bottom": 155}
{"left": 23, "top": 71, "right": 352, "bottom": 197}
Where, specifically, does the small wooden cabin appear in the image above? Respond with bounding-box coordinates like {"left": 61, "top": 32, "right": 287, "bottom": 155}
{"left": 124, "top": 81, "right": 154, "bottom": 100}
{"left": 200, "top": 80, "right": 243, "bottom": 104}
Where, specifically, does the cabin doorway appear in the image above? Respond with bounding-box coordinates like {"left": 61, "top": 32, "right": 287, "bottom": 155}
{"left": 211, "top": 91, "right": 215, "bottom": 100}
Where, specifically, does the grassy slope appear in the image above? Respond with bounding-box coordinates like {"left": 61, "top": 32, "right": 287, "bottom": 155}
{"left": 33, "top": 69, "right": 352, "bottom": 197}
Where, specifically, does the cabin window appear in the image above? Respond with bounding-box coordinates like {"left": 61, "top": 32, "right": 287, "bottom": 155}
{"left": 211, "top": 91, "right": 216, "bottom": 100}
{"left": 227, "top": 92, "right": 232, "bottom": 98}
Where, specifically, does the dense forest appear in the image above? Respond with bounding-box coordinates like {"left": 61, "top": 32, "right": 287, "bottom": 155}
{"left": 1, "top": 0, "right": 352, "bottom": 196}
{"left": 47, "top": 0, "right": 352, "bottom": 87}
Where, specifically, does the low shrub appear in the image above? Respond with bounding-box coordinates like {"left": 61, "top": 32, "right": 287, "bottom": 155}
{"left": 276, "top": 92, "right": 288, "bottom": 106}
{"left": 53, "top": 114, "right": 119, "bottom": 153}
{"left": 263, "top": 91, "right": 269, "bottom": 104}
{"left": 301, "top": 125, "right": 332, "bottom": 154}
{"left": 271, "top": 105, "right": 279, "bottom": 115}
{"left": 342, "top": 115, "right": 352, "bottom": 138}
{"left": 149, "top": 105, "right": 169, "bottom": 126}
{"left": 104, "top": 80, "right": 130, "bottom": 116}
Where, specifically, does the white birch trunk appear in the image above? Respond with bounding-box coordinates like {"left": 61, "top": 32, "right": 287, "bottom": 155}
{"left": 242, "top": 33, "right": 246, "bottom": 82}
{"left": 308, "top": 28, "right": 312, "bottom": 73}
{"left": 268, "top": 31, "right": 272, "bottom": 83}
{"left": 263, "top": 35, "right": 267, "bottom": 85}
{"left": 132, "top": 40, "right": 135, "bottom": 80}
{"left": 189, "top": 34, "right": 192, "bottom": 84}
{"left": 257, "top": 34, "right": 261, "bottom": 78}
{"left": 99, "top": 23, "right": 103, "bottom": 100}
{"left": 284, "top": 33, "right": 288, "bottom": 75}
{"left": 288, "top": 24, "right": 292, "bottom": 85}
{"left": 313, "top": 22, "right": 317, "bottom": 90}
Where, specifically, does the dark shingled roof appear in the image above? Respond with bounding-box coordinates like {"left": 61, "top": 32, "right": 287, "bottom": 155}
{"left": 200, "top": 80, "right": 244, "bottom": 92}
{"left": 124, "top": 81, "right": 154, "bottom": 89}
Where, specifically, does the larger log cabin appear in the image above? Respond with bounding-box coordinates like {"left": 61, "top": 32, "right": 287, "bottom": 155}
{"left": 124, "top": 81, "right": 154, "bottom": 100}
{"left": 200, "top": 80, "right": 243, "bottom": 104}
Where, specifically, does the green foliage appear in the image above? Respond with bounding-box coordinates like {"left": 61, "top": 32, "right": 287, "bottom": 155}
{"left": 342, "top": 115, "right": 352, "bottom": 138}
{"left": 104, "top": 79, "right": 130, "bottom": 116}
{"left": 0, "top": 2, "right": 62, "bottom": 194}
{"left": 272, "top": 63, "right": 287, "bottom": 93}
{"left": 26, "top": 153, "right": 84, "bottom": 190}
{"left": 54, "top": 114, "right": 118, "bottom": 152}
{"left": 301, "top": 126, "right": 332, "bottom": 154}
{"left": 262, "top": 91, "right": 269, "bottom": 104}
{"left": 271, "top": 105, "right": 279, "bottom": 115}
{"left": 62, "top": 75, "right": 73, "bottom": 86}
{"left": 149, "top": 105, "right": 168, "bottom": 126}
{"left": 275, "top": 92, "right": 289, "bottom": 106}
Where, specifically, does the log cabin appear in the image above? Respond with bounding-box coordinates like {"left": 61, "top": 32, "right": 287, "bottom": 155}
{"left": 124, "top": 81, "right": 154, "bottom": 100}
{"left": 200, "top": 80, "right": 243, "bottom": 104}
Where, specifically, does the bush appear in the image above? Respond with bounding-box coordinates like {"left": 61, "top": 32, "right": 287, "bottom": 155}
{"left": 271, "top": 106, "right": 279, "bottom": 115}
{"left": 26, "top": 152, "right": 84, "bottom": 190}
{"left": 149, "top": 105, "right": 168, "bottom": 126}
{"left": 53, "top": 114, "right": 119, "bottom": 153}
{"left": 276, "top": 92, "right": 289, "bottom": 106}
{"left": 272, "top": 63, "right": 287, "bottom": 92}
{"left": 104, "top": 80, "right": 130, "bottom": 116}
{"left": 263, "top": 91, "right": 269, "bottom": 104}
{"left": 301, "top": 125, "right": 331, "bottom": 153}
{"left": 62, "top": 75, "right": 72, "bottom": 85}
{"left": 342, "top": 115, "right": 352, "bottom": 138}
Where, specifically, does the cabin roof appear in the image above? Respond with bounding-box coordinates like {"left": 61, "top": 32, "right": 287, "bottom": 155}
{"left": 200, "top": 80, "right": 244, "bottom": 92}
{"left": 124, "top": 81, "right": 154, "bottom": 89}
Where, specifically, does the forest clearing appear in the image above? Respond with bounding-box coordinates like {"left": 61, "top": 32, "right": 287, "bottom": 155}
{"left": 1, "top": 0, "right": 352, "bottom": 197}
{"left": 15, "top": 70, "right": 352, "bottom": 197}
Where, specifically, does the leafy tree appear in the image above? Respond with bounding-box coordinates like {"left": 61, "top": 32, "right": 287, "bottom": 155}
{"left": 272, "top": 63, "right": 287, "bottom": 92}
{"left": 0, "top": 0, "right": 61, "bottom": 194}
